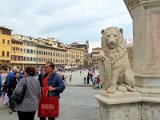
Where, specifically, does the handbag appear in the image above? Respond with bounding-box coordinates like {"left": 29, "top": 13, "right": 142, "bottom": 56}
{"left": 38, "top": 96, "right": 59, "bottom": 118}
{"left": 10, "top": 79, "right": 27, "bottom": 104}
{"left": 2, "top": 93, "right": 9, "bottom": 105}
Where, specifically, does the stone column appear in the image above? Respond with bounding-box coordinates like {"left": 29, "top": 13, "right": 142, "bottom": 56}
{"left": 124, "top": 0, "right": 160, "bottom": 101}
{"left": 123, "top": 0, "right": 160, "bottom": 119}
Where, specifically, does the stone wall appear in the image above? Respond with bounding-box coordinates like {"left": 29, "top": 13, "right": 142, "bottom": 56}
{"left": 99, "top": 102, "right": 142, "bottom": 120}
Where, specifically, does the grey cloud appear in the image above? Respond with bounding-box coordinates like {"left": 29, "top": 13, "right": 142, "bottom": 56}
{"left": 0, "top": 0, "right": 132, "bottom": 44}
{"left": 34, "top": 0, "right": 80, "bottom": 16}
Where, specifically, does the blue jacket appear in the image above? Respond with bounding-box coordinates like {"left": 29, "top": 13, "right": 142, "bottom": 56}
{"left": 6, "top": 71, "right": 15, "bottom": 87}
{"left": 0, "top": 74, "right": 2, "bottom": 87}
{"left": 42, "top": 72, "right": 65, "bottom": 97}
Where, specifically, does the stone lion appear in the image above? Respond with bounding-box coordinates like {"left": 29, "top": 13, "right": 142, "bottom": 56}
{"left": 98, "top": 27, "right": 135, "bottom": 94}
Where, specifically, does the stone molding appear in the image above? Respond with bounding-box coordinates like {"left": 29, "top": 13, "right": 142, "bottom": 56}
{"left": 143, "top": 1, "right": 160, "bottom": 9}
{"left": 95, "top": 90, "right": 142, "bottom": 105}
{"left": 95, "top": 89, "right": 160, "bottom": 104}
{"left": 135, "top": 73, "right": 160, "bottom": 78}
{"left": 124, "top": 0, "right": 160, "bottom": 13}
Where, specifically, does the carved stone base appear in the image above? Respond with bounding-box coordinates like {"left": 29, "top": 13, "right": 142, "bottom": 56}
{"left": 98, "top": 101, "right": 141, "bottom": 120}
{"left": 95, "top": 90, "right": 160, "bottom": 120}
{"left": 142, "top": 102, "right": 160, "bottom": 120}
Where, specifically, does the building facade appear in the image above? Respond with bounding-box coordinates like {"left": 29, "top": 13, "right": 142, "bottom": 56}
{"left": 0, "top": 26, "right": 12, "bottom": 67}
{"left": 11, "top": 37, "right": 23, "bottom": 68}
{"left": 0, "top": 27, "right": 88, "bottom": 69}
{"left": 69, "top": 41, "right": 89, "bottom": 67}
{"left": 36, "top": 38, "right": 67, "bottom": 68}
{"left": 66, "top": 46, "right": 85, "bottom": 66}
{"left": 92, "top": 47, "right": 101, "bottom": 68}
{"left": 70, "top": 41, "right": 89, "bottom": 53}
{"left": 12, "top": 34, "right": 37, "bottom": 68}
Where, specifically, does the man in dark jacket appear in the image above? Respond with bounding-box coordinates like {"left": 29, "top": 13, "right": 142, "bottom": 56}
{"left": 38, "top": 69, "right": 44, "bottom": 87}
{"left": 6, "top": 66, "right": 18, "bottom": 87}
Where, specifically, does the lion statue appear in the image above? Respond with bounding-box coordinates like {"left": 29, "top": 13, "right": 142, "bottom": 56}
{"left": 98, "top": 27, "right": 135, "bottom": 94}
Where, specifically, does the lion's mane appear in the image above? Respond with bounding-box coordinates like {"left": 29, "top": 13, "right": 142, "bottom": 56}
{"left": 101, "top": 27, "right": 127, "bottom": 64}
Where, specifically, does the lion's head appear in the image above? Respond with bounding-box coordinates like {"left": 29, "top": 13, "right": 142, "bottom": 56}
{"left": 101, "top": 27, "right": 127, "bottom": 63}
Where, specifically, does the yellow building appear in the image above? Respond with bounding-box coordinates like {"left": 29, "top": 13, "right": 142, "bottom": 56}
{"left": 69, "top": 42, "right": 88, "bottom": 66}
{"left": 0, "top": 26, "right": 12, "bottom": 66}
{"left": 66, "top": 46, "right": 85, "bottom": 66}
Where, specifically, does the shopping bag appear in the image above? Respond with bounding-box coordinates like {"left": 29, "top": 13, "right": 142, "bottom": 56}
{"left": 2, "top": 93, "right": 9, "bottom": 105}
{"left": 38, "top": 96, "right": 59, "bottom": 118}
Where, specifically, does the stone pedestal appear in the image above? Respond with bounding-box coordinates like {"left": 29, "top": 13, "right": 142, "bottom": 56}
{"left": 95, "top": 91, "right": 142, "bottom": 120}
{"left": 95, "top": 90, "right": 160, "bottom": 120}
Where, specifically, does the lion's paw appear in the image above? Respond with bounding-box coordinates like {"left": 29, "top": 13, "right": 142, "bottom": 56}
{"left": 118, "top": 85, "right": 127, "bottom": 92}
{"left": 107, "top": 86, "right": 116, "bottom": 94}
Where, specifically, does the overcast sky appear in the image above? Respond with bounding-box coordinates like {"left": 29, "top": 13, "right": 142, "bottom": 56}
{"left": 0, "top": 0, "right": 132, "bottom": 52}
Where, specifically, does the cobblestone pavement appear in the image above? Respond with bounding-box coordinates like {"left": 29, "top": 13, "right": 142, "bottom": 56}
{"left": 0, "top": 70, "right": 100, "bottom": 120}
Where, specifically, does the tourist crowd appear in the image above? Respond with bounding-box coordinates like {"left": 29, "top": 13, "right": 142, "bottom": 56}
{"left": 0, "top": 62, "right": 65, "bottom": 120}
{"left": 0, "top": 64, "right": 101, "bottom": 120}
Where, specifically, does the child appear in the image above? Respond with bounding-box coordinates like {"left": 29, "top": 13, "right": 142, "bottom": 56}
{"left": 69, "top": 74, "right": 72, "bottom": 82}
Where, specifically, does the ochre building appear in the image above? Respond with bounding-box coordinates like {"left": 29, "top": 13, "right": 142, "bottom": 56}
{"left": 0, "top": 26, "right": 12, "bottom": 66}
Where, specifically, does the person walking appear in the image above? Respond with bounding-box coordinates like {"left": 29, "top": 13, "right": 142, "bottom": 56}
{"left": 39, "top": 62, "right": 65, "bottom": 120}
{"left": 87, "top": 72, "right": 90, "bottom": 84}
{"left": 6, "top": 66, "right": 18, "bottom": 88}
{"left": 0, "top": 71, "right": 2, "bottom": 97}
{"left": 13, "top": 67, "right": 41, "bottom": 120}
{"left": 69, "top": 74, "right": 72, "bottom": 82}
{"left": 80, "top": 70, "right": 82, "bottom": 76}
{"left": 38, "top": 69, "right": 44, "bottom": 87}
{"left": 61, "top": 75, "right": 67, "bottom": 86}
{"left": 8, "top": 71, "right": 20, "bottom": 114}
